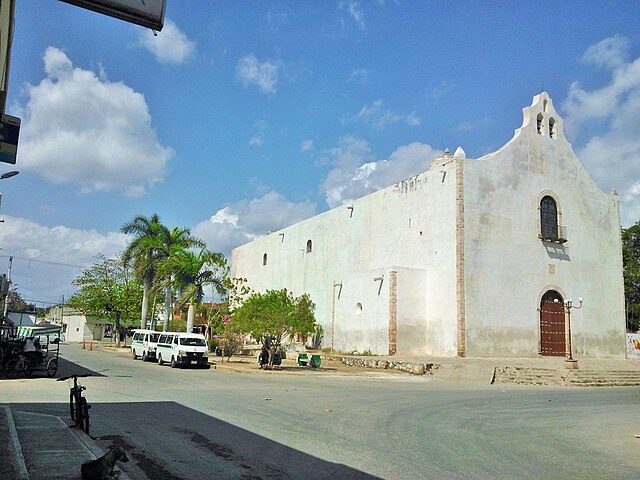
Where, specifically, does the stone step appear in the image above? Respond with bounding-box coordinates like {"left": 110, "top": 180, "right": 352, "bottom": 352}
{"left": 493, "top": 366, "right": 640, "bottom": 387}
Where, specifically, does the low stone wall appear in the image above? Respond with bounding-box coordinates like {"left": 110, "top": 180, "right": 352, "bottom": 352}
{"left": 326, "top": 355, "right": 438, "bottom": 375}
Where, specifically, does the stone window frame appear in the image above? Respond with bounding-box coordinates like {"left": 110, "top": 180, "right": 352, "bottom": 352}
{"left": 536, "top": 190, "right": 563, "bottom": 241}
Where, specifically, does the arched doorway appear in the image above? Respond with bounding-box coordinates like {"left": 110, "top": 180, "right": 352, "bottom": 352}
{"left": 540, "top": 290, "right": 565, "bottom": 356}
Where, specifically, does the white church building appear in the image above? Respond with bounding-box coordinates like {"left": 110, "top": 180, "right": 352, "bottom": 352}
{"left": 231, "top": 93, "right": 625, "bottom": 358}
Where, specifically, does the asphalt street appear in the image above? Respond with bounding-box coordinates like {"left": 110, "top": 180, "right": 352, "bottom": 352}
{"left": 1, "top": 344, "right": 639, "bottom": 479}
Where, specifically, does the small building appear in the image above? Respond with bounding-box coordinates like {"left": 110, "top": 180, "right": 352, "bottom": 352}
{"left": 58, "top": 308, "right": 114, "bottom": 342}
{"left": 231, "top": 93, "right": 625, "bottom": 358}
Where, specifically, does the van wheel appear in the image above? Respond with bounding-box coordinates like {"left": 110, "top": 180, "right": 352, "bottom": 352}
{"left": 132, "top": 349, "right": 138, "bottom": 360}
{"left": 157, "top": 354, "right": 163, "bottom": 365}
{"left": 170, "top": 357, "right": 177, "bottom": 368}
{"left": 142, "top": 351, "right": 148, "bottom": 362}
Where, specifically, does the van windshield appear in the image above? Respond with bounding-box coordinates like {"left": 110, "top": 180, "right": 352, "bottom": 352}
{"left": 149, "top": 333, "right": 160, "bottom": 342}
{"left": 180, "top": 337, "right": 206, "bottom": 346}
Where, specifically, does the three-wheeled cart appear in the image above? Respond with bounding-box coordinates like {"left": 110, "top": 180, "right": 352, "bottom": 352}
{"left": 2, "top": 324, "right": 62, "bottom": 377}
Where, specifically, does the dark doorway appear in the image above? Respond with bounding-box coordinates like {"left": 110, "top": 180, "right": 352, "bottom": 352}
{"left": 540, "top": 290, "right": 565, "bottom": 356}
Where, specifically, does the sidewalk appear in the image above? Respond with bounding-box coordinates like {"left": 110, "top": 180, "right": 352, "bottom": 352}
{"left": 0, "top": 405, "right": 131, "bottom": 480}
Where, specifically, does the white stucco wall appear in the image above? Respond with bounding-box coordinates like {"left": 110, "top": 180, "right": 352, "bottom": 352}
{"left": 463, "top": 93, "right": 625, "bottom": 357}
{"left": 64, "top": 314, "right": 91, "bottom": 342}
{"left": 231, "top": 92, "right": 625, "bottom": 358}
{"left": 232, "top": 163, "right": 458, "bottom": 356}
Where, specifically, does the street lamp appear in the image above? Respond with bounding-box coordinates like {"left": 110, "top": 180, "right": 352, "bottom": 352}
{"left": 0, "top": 171, "right": 19, "bottom": 179}
{"left": 564, "top": 297, "right": 583, "bottom": 368}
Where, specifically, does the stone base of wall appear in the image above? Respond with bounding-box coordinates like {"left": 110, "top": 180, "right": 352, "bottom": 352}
{"left": 326, "top": 355, "right": 438, "bottom": 375}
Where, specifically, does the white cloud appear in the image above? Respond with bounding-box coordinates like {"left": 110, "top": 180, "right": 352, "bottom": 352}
{"left": 583, "top": 35, "right": 630, "bottom": 70}
{"left": 348, "top": 68, "right": 369, "bottom": 83}
{"left": 562, "top": 35, "right": 640, "bottom": 226}
{"left": 339, "top": 1, "right": 365, "bottom": 29}
{"left": 349, "top": 100, "right": 420, "bottom": 130}
{"left": 0, "top": 216, "right": 129, "bottom": 303}
{"left": 138, "top": 19, "right": 196, "bottom": 65}
{"left": 249, "top": 133, "right": 264, "bottom": 147}
{"left": 236, "top": 54, "right": 281, "bottom": 94}
{"left": 300, "top": 139, "right": 314, "bottom": 152}
{"left": 249, "top": 120, "right": 267, "bottom": 147}
{"left": 18, "top": 47, "right": 173, "bottom": 196}
{"left": 321, "top": 136, "right": 440, "bottom": 208}
{"left": 193, "top": 191, "right": 317, "bottom": 256}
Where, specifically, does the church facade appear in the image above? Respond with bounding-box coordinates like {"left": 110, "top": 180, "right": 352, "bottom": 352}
{"left": 231, "top": 93, "right": 626, "bottom": 358}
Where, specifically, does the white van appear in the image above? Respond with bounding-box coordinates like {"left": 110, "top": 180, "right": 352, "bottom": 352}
{"left": 155, "top": 332, "right": 209, "bottom": 368}
{"left": 131, "top": 329, "right": 161, "bottom": 361}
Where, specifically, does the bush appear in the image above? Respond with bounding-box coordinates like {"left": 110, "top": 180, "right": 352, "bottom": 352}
{"left": 208, "top": 338, "right": 219, "bottom": 353}
{"left": 219, "top": 331, "right": 243, "bottom": 361}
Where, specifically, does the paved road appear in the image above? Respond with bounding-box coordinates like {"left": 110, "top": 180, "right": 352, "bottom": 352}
{"left": 1, "top": 344, "right": 639, "bottom": 479}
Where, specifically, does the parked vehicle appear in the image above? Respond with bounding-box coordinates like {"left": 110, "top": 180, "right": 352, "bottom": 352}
{"left": 155, "top": 332, "right": 209, "bottom": 368}
{"left": 1, "top": 327, "right": 60, "bottom": 378}
{"left": 131, "top": 329, "right": 161, "bottom": 361}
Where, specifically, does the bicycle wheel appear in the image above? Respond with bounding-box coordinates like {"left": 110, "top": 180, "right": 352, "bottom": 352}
{"left": 70, "top": 390, "right": 77, "bottom": 422}
{"left": 78, "top": 397, "right": 90, "bottom": 435}
{"left": 5, "top": 358, "right": 19, "bottom": 378}
{"left": 46, "top": 358, "right": 58, "bottom": 377}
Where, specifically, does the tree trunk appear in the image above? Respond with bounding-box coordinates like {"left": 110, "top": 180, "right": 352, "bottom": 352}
{"left": 150, "top": 295, "right": 157, "bottom": 330}
{"left": 140, "top": 282, "right": 149, "bottom": 329}
{"left": 186, "top": 297, "right": 195, "bottom": 333}
{"left": 115, "top": 313, "right": 121, "bottom": 348}
{"left": 163, "top": 281, "right": 171, "bottom": 332}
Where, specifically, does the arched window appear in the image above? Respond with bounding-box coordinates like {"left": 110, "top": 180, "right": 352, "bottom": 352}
{"left": 306, "top": 239, "right": 312, "bottom": 253}
{"left": 548, "top": 117, "right": 556, "bottom": 138}
{"left": 263, "top": 253, "right": 267, "bottom": 266}
{"left": 536, "top": 113, "right": 543, "bottom": 135}
{"left": 540, "top": 196, "right": 558, "bottom": 240}
{"left": 543, "top": 99, "right": 548, "bottom": 112}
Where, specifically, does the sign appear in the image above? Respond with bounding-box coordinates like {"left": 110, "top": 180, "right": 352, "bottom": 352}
{"left": 0, "top": 113, "right": 18, "bottom": 164}
{"left": 60, "top": 0, "right": 166, "bottom": 31}
{"left": 626, "top": 333, "right": 640, "bottom": 359}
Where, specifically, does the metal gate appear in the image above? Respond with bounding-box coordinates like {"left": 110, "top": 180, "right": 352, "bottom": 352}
{"left": 540, "top": 290, "right": 565, "bottom": 356}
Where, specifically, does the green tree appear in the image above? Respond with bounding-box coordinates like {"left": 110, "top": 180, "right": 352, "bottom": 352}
{"left": 1, "top": 290, "right": 33, "bottom": 314}
{"left": 623, "top": 222, "right": 640, "bottom": 332}
{"left": 158, "top": 247, "right": 226, "bottom": 333}
{"left": 121, "top": 214, "right": 166, "bottom": 329}
{"left": 152, "top": 226, "right": 203, "bottom": 332}
{"left": 68, "top": 254, "right": 143, "bottom": 345}
{"left": 230, "top": 289, "right": 317, "bottom": 367}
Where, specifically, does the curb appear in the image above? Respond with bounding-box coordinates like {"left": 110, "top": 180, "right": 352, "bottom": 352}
{"left": 1, "top": 405, "right": 29, "bottom": 480}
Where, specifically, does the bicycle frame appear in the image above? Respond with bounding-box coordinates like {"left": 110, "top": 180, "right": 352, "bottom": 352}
{"left": 58, "top": 373, "right": 92, "bottom": 434}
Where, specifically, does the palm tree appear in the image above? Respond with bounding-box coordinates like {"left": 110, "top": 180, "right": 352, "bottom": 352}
{"left": 153, "top": 227, "right": 204, "bottom": 332}
{"left": 121, "top": 214, "right": 165, "bottom": 329}
{"left": 158, "top": 247, "right": 226, "bottom": 333}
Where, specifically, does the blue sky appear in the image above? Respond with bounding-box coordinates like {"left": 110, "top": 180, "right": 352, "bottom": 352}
{"left": 1, "top": 1, "right": 639, "bottom": 306}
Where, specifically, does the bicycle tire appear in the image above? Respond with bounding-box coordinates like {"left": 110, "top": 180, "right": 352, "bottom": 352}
{"left": 46, "top": 358, "right": 58, "bottom": 377}
{"left": 79, "top": 397, "right": 90, "bottom": 435}
{"left": 5, "top": 358, "right": 19, "bottom": 378}
{"left": 70, "top": 390, "right": 77, "bottom": 422}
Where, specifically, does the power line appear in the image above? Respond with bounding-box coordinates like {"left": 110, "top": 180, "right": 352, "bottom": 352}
{"left": 0, "top": 255, "right": 88, "bottom": 269}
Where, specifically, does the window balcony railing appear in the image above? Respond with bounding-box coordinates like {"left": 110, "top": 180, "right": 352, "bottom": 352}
{"left": 539, "top": 225, "right": 567, "bottom": 244}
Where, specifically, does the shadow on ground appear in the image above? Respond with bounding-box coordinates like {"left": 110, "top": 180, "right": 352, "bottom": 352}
{"left": 0, "top": 354, "right": 107, "bottom": 381}
{"left": 11, "top": 401, "right": 379, "bottom": 480}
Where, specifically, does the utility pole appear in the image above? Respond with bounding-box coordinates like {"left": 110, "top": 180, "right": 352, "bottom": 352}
{"left": 2, "top": 255, "right": 12, "bottom": 316}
